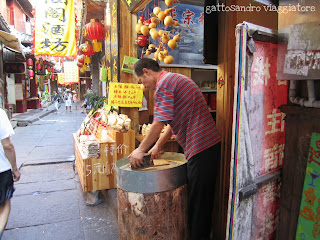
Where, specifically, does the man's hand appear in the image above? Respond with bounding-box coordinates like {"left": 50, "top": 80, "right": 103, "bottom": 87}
{"left": 12, "top": 168, "right": 21, "bottom": 182}
{"left": 148, "top": 145, "right": 163, "bottom": 160}
{"left": 128, "top": 148, "right": 145, "bottom": 169}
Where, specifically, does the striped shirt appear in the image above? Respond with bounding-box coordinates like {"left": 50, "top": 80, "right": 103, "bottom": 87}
{"left": 153, "top": 71, "right": 221, "bottom": 160}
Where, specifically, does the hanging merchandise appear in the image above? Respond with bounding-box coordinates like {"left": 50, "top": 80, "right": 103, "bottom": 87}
{"left": 34, "top": 0, "right": 77, "bottom": 56}
{"left": 79, "top": 41, "right": 95, "bottom": 64}
{"left": 85, "top": 19, "right": 105, "bottom": 52}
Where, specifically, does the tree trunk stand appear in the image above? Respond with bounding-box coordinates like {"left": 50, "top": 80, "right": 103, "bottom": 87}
{"left": 117, "top": 184, "right": 188, "bottom": 240}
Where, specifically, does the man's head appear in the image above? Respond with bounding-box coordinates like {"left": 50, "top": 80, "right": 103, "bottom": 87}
{"left": 133, "top": 58, "right": 162, "bottom": 90}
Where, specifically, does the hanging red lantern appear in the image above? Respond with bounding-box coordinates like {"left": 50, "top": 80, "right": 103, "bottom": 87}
{"left": 85, "top": 19, "right": 105, "bottom": 52}
{"left": 27, "top": 58, "right": 33, "bottom": 69}
{"left": 51, "top": 74, "right": 55, "bottom": 80}
{"left": 51, "top": 68, "right": 55, "bottom": 74}
{"left": 77, "top": 55, "right": 85, "bottom": 65}
{"left": 47, "top": 66, "right": 51, "bottom": 73}
{"left": 36, "top": 62, "right": 41, "bottom": 71}
{"left": 28, "top": 69, "right": 34, "bottom": 79}
{"left": 79, "top": 41, "right": 95, "bottom": 64}
{"left": 137, "top": 35, "right": 149, "bottom": 47}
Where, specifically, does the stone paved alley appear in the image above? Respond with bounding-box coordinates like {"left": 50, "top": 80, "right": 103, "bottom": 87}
{"left": 2, "top": 103, "right": 118, "bottom": 240}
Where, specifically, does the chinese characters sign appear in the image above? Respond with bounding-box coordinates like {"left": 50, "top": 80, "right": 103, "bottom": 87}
{"left": 108, "top": 83, "right": 143, "bottom": 107}
{"left": 296, "top": 133, "right": 320, "bottom": 240}
{"left": 63, "top": 61, "right": 79, "bottom": 84}
{"left": 110, "top": 0, "right": 119, "bottom": 83}
{"left": 35, "top": 0, "right": 77, "bottom": 56}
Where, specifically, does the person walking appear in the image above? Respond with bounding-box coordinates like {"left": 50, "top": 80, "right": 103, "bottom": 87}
{"left": 65, "top": 90, "right": 72, "bottom": 112}
{"left": 72, "top": 91, "right": 79, "bottom": 110}
{"left": 0, "top": 109, "right": 21, "bottom": 239}
{"left": 52, "top": 91, "right": 61, "bottom": 113}
{"left": 128, "top": 58, "right": 221, "bottom": 240}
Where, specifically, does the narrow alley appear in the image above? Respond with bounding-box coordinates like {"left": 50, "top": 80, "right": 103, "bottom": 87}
{"left": 2, "top": 104, "right": 118, "bottom": 240}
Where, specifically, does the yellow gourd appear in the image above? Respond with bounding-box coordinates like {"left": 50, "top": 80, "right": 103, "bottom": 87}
{"left": 164, "top": 55, "right": 174, "bottom": 64}
{"left": 168, "top": 39, "right": 177, "bottom": 49}
{"left": 141, "top": 25, "right": 149, "bottom": 36}
{"left": 165, "top": 0, "right": 174, "bottom": 7}
{"left": 135, "top": 22, "right": 143, "bottom": 34}
{"left": 164, "top": 16, "right": 173, "bottom": 27}
{"left": 158, "top": 11, "right": 166, "bottom": 21}
{"left": 173, "top": 34, "right": 180, "bottom": 42}
{"left": 153, "top": 7, "right": 161, "bottom": 16}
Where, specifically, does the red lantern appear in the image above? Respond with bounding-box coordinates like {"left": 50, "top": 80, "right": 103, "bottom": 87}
{"left": 51, "top": 74, "right": 55, "bottom": 80}
{"left": 79, "top": 41, "right": 95, "bottom": 64}
{"left": 27, "top": 58, "right": 33, "bottom": 69}
{"left": 47, "top": 66, "right": 51, "bottom": 73}
{"left": 85, "top": 19, "right": 105, "bottom": 52}
{"left": 77, "top": 62, "right": 83, "bottom": 68}
{"left": 51, "top": 68, "right": 55, "bottom": 74}
{"left": 77, "top": 55, "right": 85, "bottom": 64}
{"left": 28, "top": 69, "right": 34, "bottom": 79}
{"left": 137, "top": 35, "right": 148, "bottom": 47}
{"left": 36, "top": 63, "right": 41, "bottom": 71}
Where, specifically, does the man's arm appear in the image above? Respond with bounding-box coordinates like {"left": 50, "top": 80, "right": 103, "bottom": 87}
{"left": 148, "top": 124, "right": 172, "bottom": 160}
{"left": 128, "top": 121, "right": 165, "bottom": 168}
{"left": 1, "top": 137, "right": 21, "bottom": 182}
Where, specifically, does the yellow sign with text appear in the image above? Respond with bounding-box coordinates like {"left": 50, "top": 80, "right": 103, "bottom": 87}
{"left": 34, "top": 0, "right": 77, "bottom": 56}
{"left": 108, "top": 83, "right": 143, "bottom": 107}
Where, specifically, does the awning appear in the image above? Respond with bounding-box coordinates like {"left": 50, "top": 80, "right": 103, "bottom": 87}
{"left": 0, "top": 30, "right": 23, "bottom": 53}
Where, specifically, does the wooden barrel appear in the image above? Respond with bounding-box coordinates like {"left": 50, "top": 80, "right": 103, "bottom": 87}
{"left": 116, "top": 152, "right": 188, "bottom": 240}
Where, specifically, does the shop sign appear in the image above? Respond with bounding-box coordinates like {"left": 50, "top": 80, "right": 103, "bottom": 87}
{"left": 4, "top": 62, "right": 26, "bottom": 74}
{"left": 229, "top": 24, "right": 288, "bottom": 240}
{"left": 63, "top": 62, "right": 79, "bottom": 84}
{"left": 34, "top": 0, "right": 77, "bottom": 56}
{"left": 108, "top": 82, "right": 143, "bottom": 107}
{"left": 295, "top": 133, "right": 320, "bottom": 239}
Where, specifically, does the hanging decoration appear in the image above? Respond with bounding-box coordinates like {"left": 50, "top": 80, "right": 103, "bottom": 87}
{"left": 85, "top": 19, "right": 105, "bottom": 52}
{"left": 57, "top": 73, "right": 65, "bottom": 85}
{"left": 79, "top": 41, "right": 95, "bottom": 64}
{"left": 27, "top": 58, "right": 33, "bottom": 69}
{"left": 34, "top": 0, "right": 77, "bottom": 56}
{"left": 135, "top": 0, "right": 188, "bottom": 64}
{"left": 28, "top": 69, "right": 34, "bottom": 79}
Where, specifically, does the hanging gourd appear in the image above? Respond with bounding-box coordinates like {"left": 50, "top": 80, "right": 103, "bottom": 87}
{"left": 79, "top": 41, "right": 95, "bottom": 64}
{"left": 85, "top": 19, "right": 105, "bottom": 52}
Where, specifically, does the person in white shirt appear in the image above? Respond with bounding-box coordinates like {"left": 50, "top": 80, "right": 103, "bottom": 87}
{"left": 65, "top": 90, "right": 72, "bottom": 112}
{"left": 0, "top": 109, "right": 21, "bottom": 239}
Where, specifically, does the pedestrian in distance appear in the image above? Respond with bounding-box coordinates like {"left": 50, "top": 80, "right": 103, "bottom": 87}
{"left": 0, "top": 109, "right": 21, "bottom": 239}
{"left": 52, "top": 91, "right": 61, "bottom": 113}
{"left": 128, "top": 58, "right": 221, "bottom": 240}
{"left": 72, "top": 90, "right": 79, "bottom": 110}
{"left": 41, "top": 91, "right": 49, "bottom": 111}
{"left": 65, "top": 89, "right": 72, "bottom": 112}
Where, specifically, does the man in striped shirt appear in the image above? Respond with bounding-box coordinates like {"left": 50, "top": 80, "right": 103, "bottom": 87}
{"left": 129, "top": 58, "right": 221, "bottom": 240}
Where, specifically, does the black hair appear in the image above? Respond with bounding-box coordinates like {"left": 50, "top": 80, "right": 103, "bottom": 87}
{"left": 133, "top": 58, "right": 162, "bottom": 76}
